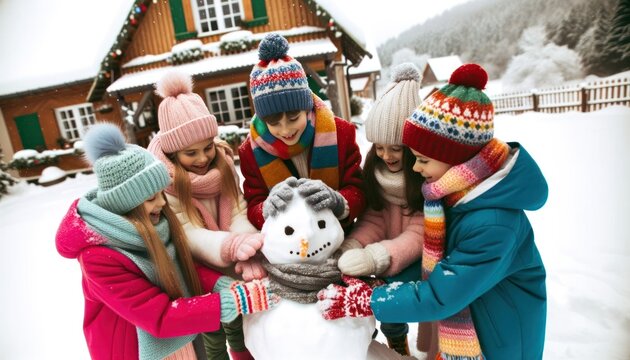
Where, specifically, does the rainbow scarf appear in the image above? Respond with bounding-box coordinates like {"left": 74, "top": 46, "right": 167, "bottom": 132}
{"left": 250, "top": 94, "right": 339, "bottom": 190}
{"left": 422, "top": 138, "right": 510, "bottom": 360}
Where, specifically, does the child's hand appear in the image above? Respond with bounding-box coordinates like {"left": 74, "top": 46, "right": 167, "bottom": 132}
{"left": 263, "top": 177, "right": 306, "bottom": 218}
{"left": 235, "top": 257, "right": 267, "bottom": 281}
{"left": 317, "top": 275, "right": 374, "bottom": 320}
{"left": 220, "top": 278, "right": 280, "bottom": 322}
{"left": 221, "top": 233, "right": 265, "bottom": 263}
{"left": 338, "top": 243, "right": 390, "bottom": 276}
{"left": 297, "top": 179, "right": 345, "bottom": 217}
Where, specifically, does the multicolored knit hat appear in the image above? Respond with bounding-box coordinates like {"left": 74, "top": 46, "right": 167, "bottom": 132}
{"left": 249, "top": 33, "right": 313, "bottom": 118}
{"left": 402, "top": 63, "right": 494, "bottom": 165}
{"left": 83, "top": 123, "right": 171, "bottom": 215}
{"left": 155, "top": 71, "right": 218, "bottom": 153}
{"left": 365, "top": 63, "right": 422, "bottom": 144}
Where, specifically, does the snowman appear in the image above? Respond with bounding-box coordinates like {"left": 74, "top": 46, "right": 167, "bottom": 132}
{"left": 242, "top": 178, "right": 406, "bottom": 360}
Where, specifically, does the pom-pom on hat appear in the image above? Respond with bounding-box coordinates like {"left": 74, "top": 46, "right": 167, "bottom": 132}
{"left": 83, "top": 123, "right": 170, "bottom": 214}
{"left": 365, "top": 63, "right": 422, "bottom": 144}
{"left": 402, "top": 63, "right": 494, "bottom": 165}
{"left": 249, "top": 33, "right": 313, "bottom": 118}
{"left": 155, "top": 71, "right": 218, "bottom": 153}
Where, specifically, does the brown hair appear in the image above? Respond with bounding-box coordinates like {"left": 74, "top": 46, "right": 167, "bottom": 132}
{"left": 169, "top": 140, "right": 240, "bottom": 228}
{"left": 362, "top": 144, "right": 424, "bottom": 215}
{"left": 261, "top": 110, "right": 303, "bottom": 125}
{"left": 126, "top": 197, "right": 203, "bottom": 299}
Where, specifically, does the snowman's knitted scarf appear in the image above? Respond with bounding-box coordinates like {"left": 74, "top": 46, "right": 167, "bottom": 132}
{"left": 422, "top": 138, "right": 510, "bottom": 360}
{"left": 262, "top": 258, "right": 342, "bottom": 304}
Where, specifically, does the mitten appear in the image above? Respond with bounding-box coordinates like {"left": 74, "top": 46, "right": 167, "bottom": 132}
{"left": 337, "top": 238, "right": 363, "bottom": 254}
{"left": 219, "top": 278, "right": 279, "bottom": 323}
{"left": 213, "top": 275, "right": 235, "bottom": 293}
{"left": 297, "top": 179, "right": 346, "bottom": 217}
{"left": 221, "top": 232, "right": 265, "bottom": 263}
{"left": 338, "top": 243, "right": 391, "bottom": 276}
{"left": 317, "top": 275, "right": 374, "bottom": 320}
{"left": 263, "top": 177, "right": 304, "bottom": 218}
{"left": 235, "top": 257, "right": 267, "bottom": 281}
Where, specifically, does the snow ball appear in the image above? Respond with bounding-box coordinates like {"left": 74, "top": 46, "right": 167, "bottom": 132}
{"left": 38, "top": 166, "right": 66, "bottom": 185}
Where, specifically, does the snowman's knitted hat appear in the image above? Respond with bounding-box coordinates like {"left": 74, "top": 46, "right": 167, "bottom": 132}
{"left": 402, "top": 63, "right": 494, "bottom": 165}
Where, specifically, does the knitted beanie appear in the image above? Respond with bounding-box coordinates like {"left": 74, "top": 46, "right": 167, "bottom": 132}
{"left": 365, "top": 63, "right": 421, "bottom": 144}
{"left": 83, "top": 123, "right": 171, "bottom": 215}
{"left": 249, "top": 33, "right": 313, "bottom": 118}
{"left": 155, "top": 71, "right": 218, "bottom": 153}
{"left": 402, "top": 63, "right": 494, "bottom": 165}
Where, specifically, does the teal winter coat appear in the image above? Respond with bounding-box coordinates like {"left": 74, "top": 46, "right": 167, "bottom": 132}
{"left": 371, "top": 143, "right": 548, "bottom": 360}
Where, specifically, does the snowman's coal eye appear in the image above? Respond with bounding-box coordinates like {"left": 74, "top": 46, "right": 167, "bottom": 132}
{"left": 285, "top": 226, "right": 294, "bottom": 235}
{"left": 318, "top": 220, "right": 326, "bottom": 229}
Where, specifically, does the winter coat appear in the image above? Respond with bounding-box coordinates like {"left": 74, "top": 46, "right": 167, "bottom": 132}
{"left": 371, "top": 143, "right": 548, "bottom": 360}
{"left": 348, "top": 202, "right": 423, "bottom": 280}
{"left": 239, "top": 117, "right": 366, "bottom": 231}
{"left": 56, "top": 199, "right": 224, "bottom": 360}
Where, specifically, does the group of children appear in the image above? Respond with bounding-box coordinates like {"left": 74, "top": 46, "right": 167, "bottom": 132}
{"left": 56, "top": 33, "right": 548, "bottom": 360}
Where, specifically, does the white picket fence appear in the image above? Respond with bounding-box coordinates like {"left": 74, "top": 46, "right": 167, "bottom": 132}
{"left": 491, "top": 77, "right": 630, "bottom": 115}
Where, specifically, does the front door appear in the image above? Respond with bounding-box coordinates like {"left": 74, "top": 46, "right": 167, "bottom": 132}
{"left": 15, "top": 113, "right": 46, "bottom": 150}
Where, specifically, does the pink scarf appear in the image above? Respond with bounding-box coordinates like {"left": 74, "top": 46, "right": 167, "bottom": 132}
{"left": 148, "top": 135, "right": 234, "bottom": 231}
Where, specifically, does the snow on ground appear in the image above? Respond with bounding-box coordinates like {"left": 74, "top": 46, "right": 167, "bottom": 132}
{"left": 1, "top": 106, "right": 630, "bottom": 359}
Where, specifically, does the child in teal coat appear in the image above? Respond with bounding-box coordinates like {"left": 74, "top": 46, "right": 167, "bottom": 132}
{"left": 318, "top": 64, "right": 548, "bottom": 360}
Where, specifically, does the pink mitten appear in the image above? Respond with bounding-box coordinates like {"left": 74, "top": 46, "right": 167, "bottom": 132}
{"left": 221, "top": 233, "right": 265, "bottom": 263}
{"left": 317, "top": 275, "right": 374, "bottom": 320}
{"left": 235, "top": 257, "right": 267, "bottom": 281}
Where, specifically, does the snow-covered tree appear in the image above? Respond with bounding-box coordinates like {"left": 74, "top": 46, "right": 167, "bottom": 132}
{"left": 502, "top": 27, "right": 583, "bottom": 91}
{"left": 577, "top": 7, "right": 615, "bottom": 76}
{"left": 605, "top": 0, "right": 630, "bottom": 73}
{"left": 0, "top": 148, "right": 17, "bottom": 199}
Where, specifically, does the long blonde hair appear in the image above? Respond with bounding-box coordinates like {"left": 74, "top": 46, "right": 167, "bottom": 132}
{"left": 126, "top": 200, "right": 203, "bottom": 299}
{"left": 170, "top": 141, "right": 240, "bottom": 228}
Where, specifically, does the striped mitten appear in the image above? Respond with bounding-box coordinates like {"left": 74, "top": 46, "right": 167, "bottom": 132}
{"left": 220, "top": 278, "right": 278, "bottom": 323}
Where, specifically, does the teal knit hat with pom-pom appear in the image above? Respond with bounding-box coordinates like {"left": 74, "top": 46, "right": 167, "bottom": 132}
{"left": 249, "top": 33, "right": 313, "bottom": 118}
{"left": 83, "top": 123, "right": 171, "bottom": 214}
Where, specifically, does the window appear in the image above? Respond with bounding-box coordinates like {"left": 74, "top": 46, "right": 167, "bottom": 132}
{"left": 192, "top": 0, "right": 243, "bottom": 35}
{"left": 205, "top": 83, "right": 252, "bottom": 127}
{"left": 130, "top": 101, "right": 155, "bottom": 128}
{"left": 55, "top": 103, "right": 97, "bottom": 141}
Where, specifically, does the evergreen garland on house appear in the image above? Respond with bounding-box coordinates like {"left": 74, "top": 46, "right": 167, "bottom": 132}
{"left": 0, "top": 148, "right": 17, "bottom": 199}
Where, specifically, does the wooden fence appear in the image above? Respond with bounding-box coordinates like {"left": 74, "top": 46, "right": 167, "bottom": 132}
{"left": 491, "top": 77, "right": 630, "bottom": 115}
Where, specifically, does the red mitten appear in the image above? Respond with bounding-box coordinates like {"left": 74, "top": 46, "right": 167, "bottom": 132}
{"left": 317, "top": 275, "right": 374, "bottom": 320}
{"left": 235, "top": 256, "right": 267, "bottom": 281}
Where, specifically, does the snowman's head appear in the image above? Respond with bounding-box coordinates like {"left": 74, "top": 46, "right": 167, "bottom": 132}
{"left": 261, "top": 183, "right": 344, "bottom": 265}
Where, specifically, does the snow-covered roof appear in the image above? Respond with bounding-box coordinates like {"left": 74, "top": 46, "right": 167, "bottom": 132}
{"left": 0, "top": 0, "right": 135, "bottom": 97}
{"left": 107, "top": 38, "right": 338, "bottom": 93}
{"left": 348, "top": 41, "right": 381, "bottom": 76}
{"left": 313, "top": 0, "right": 366, "bottom": 49}
{"left": 350, "top": 77, "right": 370, "bottom": 91}
{"left": 426, "top": 56, "right": 463, "bottom": 81}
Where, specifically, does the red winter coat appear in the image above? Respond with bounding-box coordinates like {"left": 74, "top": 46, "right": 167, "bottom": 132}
{"left": 55, "top": 199, "right": 224, "bottom": 360}
{"left": 238, "top": 117, "right": 366, "bottom": 231}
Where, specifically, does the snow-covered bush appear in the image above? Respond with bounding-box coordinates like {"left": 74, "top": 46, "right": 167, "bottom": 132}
{"left": 0, "top": 148, "right": 17, "bottom": 199}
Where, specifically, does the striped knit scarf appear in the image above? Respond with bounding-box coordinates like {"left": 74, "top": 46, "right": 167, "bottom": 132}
{"left": 250, "top": 94, "right": 339, "bottom": 190}
{"left": 421, "top": 138, "right": 510, "bottom": 360}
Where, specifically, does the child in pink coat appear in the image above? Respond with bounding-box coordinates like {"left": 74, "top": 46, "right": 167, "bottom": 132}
{"left": 337, "top": 63, "right": 435, "bottom": 357}
{"left": 56, "top": 124, "right": 276, "bottom": 360}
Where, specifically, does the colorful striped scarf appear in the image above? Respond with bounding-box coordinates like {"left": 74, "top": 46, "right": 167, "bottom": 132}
{"left": 250, "top": 94, "right": 339, "bottom": 190}
{"left": 421, "top": 138, "right": 510, "bottom": 360}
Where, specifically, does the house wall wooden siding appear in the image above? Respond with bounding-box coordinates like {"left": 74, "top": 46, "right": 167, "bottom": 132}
{"left": 0, "top": 83, "right": 123, "bottom": 153}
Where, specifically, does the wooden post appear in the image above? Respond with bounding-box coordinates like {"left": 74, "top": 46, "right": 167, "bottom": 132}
{"left": 532, "top": 90, "right": 539, "bottom": 112}
{"left": 580, "top": 84, "right": 588, "bottom": 112}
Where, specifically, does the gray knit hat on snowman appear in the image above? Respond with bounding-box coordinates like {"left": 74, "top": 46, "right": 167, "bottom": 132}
{"left": 364, "top": 63, "right": 422, "bottom": 144}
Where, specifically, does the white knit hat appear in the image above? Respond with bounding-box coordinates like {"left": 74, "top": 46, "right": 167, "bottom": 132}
{"left": 365, "top": 63, "right": 422, "bottom": 144}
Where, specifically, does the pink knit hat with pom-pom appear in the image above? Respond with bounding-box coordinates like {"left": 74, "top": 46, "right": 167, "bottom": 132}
{"left": 155, "top": 71, "right": 218, "bottom": 153}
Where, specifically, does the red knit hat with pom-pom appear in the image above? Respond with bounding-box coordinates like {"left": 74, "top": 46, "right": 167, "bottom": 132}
{"left": 402, "top": 63, "right": 494, "bottom": 165}
{"left": 155, "top": 71, "right": 218, "bottom": 153}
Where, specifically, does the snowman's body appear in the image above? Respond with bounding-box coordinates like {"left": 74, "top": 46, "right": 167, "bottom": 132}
{"left": 242, "top": 186, "right": 381, "bottom": 360}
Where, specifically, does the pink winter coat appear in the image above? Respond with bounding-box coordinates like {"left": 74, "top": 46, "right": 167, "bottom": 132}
{"left": 348, "top": 202, "right": 424, "bottom": 277}
{"left": 55, "top": 199, "right": 224, "bottom": 360}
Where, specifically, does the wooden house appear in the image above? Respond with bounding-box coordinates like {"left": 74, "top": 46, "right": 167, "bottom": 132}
{"left": 0, "top": 0, "right": 373, "bottom": 177}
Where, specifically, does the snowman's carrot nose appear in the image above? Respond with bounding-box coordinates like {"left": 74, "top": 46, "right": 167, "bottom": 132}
{"left": 299, "top": 238, "right": 309, "bottom": 259}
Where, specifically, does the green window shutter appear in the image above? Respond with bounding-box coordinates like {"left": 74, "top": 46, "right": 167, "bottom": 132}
{"left": 170, "top": 0, "right": 197, "bottom": 40}
{"left": 307, "top": 71, "right": 329, "bottom": 101}
{"left": 15, "top": 113, "right": 46, "bottom": 150}
{"left": 242, "top": 0, "right": 269, "bottom": 28}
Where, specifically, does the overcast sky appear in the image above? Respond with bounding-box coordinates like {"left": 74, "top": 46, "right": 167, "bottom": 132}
{"left": 336, "top": 0, "right": 472, "bottom": 45}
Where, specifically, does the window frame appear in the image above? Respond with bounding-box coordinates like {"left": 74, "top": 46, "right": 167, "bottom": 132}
{"left": 54, "top": 103, "right": 97, "bottom": 141}
{"left": 204, "top": 82, "right": 253, "bottom": 127}
{"left": 191, "top": 0, "right": 244, "bottom": 36}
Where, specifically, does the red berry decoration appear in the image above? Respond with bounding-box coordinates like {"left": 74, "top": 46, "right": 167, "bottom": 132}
{"left": 448, "top": 63, "right": 488, "bottom": 90}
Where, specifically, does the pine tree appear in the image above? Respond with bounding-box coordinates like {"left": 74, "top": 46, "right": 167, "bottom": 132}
{"left": 579, "top": 8, "right": 615, "bottom": 75}
{"left": 605, "top": 0, "right": 630, "bottom": 73}
{"left": 0, "top": 148, "right": 17, "bottom": 199}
